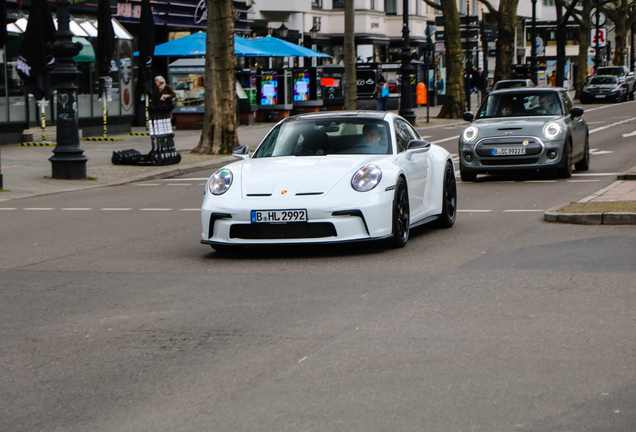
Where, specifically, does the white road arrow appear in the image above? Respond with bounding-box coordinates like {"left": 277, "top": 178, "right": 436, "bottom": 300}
{"left": 622, "top": 130, "right": 636, "bottom": 137}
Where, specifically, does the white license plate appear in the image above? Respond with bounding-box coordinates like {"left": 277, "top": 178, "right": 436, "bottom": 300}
{"left": 492, "top": 147, "right": 526, "bottom": 156}
{"left": 251, "top": 209, "right": 307, "bottom": 223}
{"left": 595, "top": 95, "right": 606, "bottom": 98}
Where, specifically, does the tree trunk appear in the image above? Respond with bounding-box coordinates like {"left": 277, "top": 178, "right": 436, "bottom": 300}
{"left": 554, "top": 0, "right": 578, "bottom": 88}
{"left": 574, "top": 2, "right": 592, "bottom": 100}
{"left": 602, "top": 0, "right": 636, "bottom": 67}
{"left": 344, "top": 0, "right": 357, "bottom": 110}
{"left": 193, "top": 0, "right": 239, "bottom": 155}
{"left": 492, "top": 0, "right": 519, "bottom": 83}
{"left": 437, "top": 0, "right": 465, "bottom": 118}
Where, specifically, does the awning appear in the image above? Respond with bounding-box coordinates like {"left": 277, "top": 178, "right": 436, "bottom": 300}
{"left": 250, "top": 36, "right": 331, "bottom": 58}
{"left": 73, "top": 36, "right": 96, "bottom": 63}
{"left": 135, "top": 32, "right": 276, "bottom": 57}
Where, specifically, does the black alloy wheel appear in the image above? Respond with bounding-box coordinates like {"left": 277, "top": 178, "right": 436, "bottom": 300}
{"left": 436, "top": 161, "right": 457, "bottom": 228}
{"left": 389, "top": 177, "right": 410, "bottom": 248}
{"left": 556, "top": 140, "right": 573, "bottom": 179}
{"left": 574, "top": 136, "right": 590, "bottom": 171}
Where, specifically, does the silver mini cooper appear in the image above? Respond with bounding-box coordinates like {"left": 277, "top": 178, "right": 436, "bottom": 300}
{"left": 458, "top": 88, "right": 589, "bottom": 181}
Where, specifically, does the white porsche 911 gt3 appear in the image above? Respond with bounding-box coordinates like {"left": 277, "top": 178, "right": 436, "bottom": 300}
{"left": 201, "top": 112, "right": 456, "bottom": 251}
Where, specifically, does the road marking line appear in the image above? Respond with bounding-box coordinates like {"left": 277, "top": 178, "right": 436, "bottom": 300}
{"left": 525, "top": 180, "right": 557, "bottom": 183}
{"left": 61, "top": 208, "right": 93, "bottom": 211}
{"left": 457, "top": 209, "right": 492, "bottom": 212}
{"left": 136, "top": 184, "right": 160, "bottom": 186}
{"left": 589, "top": 116, "right": 636, "bottom": 134}
{"left": 167, "top": 184, "right": 192, "bottom": 186}
{"left": 503, "top": 209, "right": 544, "bottom": 212}
{"left": 591, "top": 150, "right": 613, "bottom": 155}
{"left": 585, "top": 102, "right": 635, "bottom": 112}
{"left": 160, "top": 178, "right": 208, "bottom": 181}
{"left": 431, "top": 135, "right": 460, "bottom": 144}
{"left": 23, "top": 208, "right": 54, "bottom": 210}
{"left": 0, "top": 208, "right": 17, "bottom": 210}
{"left": 567, "top": 179, "right": 601, "bottom": 183}
{"left": 101, "top": 208, "right": 132, "bottom": 211}
{"left": 140, "top": 208, "right": 173, "bottom": 211}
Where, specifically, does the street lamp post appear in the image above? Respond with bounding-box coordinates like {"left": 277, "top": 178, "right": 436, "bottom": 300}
{"left": 594, "top": 8, "right": 602, "bottom": 71}
{"left": 529, "top": 0, "right": 538, "bottom": 85}
{"left": 310, "top": 25, "right": 318, "bottom": 68}
{"left": 398, "top": 0, "right": 416, "bottom": 125}
{"left": 465, "top": 0, "right": 471, "bottom": 111}
{"left": 48, "top": 0, "right": 87, "bottom": 179}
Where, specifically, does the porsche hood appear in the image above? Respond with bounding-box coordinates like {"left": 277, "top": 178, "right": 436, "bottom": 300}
{"left": 239, "top": 156, "right": 381, "bottom": 197}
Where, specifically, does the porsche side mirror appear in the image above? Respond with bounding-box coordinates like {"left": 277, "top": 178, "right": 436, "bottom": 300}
{"left": 232, "top": 144, "right": 250, "bottom": 160}
{"left": 463, "top": 112, "right": 475, "bottom": 122}
{"left": 405, "top": 140, "right": 431, "bottom": 159}
{"left": 569, "top": 107, "right": 584, "bottom": 118}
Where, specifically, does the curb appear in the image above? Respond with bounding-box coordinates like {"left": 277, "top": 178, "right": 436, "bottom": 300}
{"left": 544, "top": 204, "right": 636, "bottom": 225}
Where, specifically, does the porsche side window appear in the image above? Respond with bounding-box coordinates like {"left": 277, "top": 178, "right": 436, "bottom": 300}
{"left": 394, "top": 120, "right": 412, "bottom": 153}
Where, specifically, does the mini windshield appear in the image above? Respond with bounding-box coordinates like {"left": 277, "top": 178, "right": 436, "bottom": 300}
{"left": 589, "top": 76, "right": 618, "bottom": 85}
{"left": 253, "top": 119, "right": 391, "bottom": 158}
{"left": 476, "top": 91, "right": 563, "bottom": 118}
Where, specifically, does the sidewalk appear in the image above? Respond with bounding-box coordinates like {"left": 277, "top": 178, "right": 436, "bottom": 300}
{"left": 1, "top": 103, "right": 635, "bottom": 226}
{"left": 0, "top": 104, "right": 457, "bottom": 202}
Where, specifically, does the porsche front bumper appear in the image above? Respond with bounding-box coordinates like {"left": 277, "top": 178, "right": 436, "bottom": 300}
{"left": 201, "top": 192, "right": 395, "bottom": 246}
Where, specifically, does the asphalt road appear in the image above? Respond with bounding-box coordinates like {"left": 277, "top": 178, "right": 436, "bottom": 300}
{"left": 1, "top": 101, "right": 636, "bottom": 431}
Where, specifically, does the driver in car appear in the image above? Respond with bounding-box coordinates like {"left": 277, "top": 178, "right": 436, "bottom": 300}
{"left": 539, "top": 95, "right": 560, "bottom": 115}
{"left": 361, "top": 124, "right": 382, "bottom": 147}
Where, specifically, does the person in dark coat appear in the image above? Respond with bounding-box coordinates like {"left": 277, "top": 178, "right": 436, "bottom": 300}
{"left": 152, "top": 75, "right": 176, "bottom": 107}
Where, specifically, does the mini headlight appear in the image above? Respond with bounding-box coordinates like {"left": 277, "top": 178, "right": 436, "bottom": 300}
{"left": 543, "top": 122, "right": 562, "bottom": 140}
{"left": 462, "top": 126, "right": 478, "bottom": 142}
{"left": 351, "top": 165, "right": 382, "bottom": 192}
{"left": 208, "top": 168, "right": 233, "bottom": 195}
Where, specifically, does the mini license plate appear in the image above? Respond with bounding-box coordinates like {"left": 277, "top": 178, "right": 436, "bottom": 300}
{"left": 595, "top": 95, "right": 606, "bottom": 98}
{"left": 251, "top": 209, "right": 307, "bottom": 223}
{"left": 492, "top": 147, "right": 526, "bottom": 156}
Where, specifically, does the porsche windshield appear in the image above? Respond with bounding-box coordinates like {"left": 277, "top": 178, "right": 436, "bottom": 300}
{"left": 253, "top": 119, "right": 391, "bottom": 158}
{"left": 477, "top": 91, "right": 563, "bottom": 118}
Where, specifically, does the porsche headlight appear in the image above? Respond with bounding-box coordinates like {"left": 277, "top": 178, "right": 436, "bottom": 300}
{"left": 543, "top": 122, "right": 562, "bottom": 140}
{"left": 208, "top": 168, "right": 233, "bottom": 195}
{"left": 351, "top": 165, "right": 382, "bottom": 192}
{"left": 462, "top": 126, "right": 478, "bottom": 142}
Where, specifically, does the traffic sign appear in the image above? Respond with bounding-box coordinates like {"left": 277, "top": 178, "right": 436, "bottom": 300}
{"left": 461, "top": 29, "right": 480, "bottom": 40}
{"left": 460, "top": 15, "right": 479, "bottom": 27}
{"left": 591, "top": 28, "right": 607, "bottom": 47}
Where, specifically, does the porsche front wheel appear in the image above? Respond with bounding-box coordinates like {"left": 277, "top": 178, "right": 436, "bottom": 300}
{"left": 388, "top": 177, "right": 410, "bottom": 248}
{"left": 435, "top": 161, "right": 457, "bottom": 228}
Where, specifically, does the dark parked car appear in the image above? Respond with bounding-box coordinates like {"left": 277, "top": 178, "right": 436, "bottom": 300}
{"left": 580, "top": 75, "right": 625, "bottom": 103}
{"left": 459, "top": 88, "right": 589, "bottom": 181}
{"left": 594, "top": 66, "right": 635, "bottom": 100}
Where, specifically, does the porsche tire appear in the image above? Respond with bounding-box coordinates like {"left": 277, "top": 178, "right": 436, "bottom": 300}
{"left": 388, "top": 177, "right": 410, "bottom": 248}
{"left": 435, "top": 161, "right": 457, "bottom": 228}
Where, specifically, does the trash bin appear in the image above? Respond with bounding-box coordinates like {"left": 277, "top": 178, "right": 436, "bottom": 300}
{"left": 265, "top": 111, "right": 279, "bottom": 122}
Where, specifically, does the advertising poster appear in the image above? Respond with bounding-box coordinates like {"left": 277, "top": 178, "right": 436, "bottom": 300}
{"left": 119, "top": 39, "right": 134, "bottom": 113}
{"left": 294, "top": 71, "right": 310, "bottom": 101}
{"left": 260, "top": 74, "right": 278, "bottom": 105}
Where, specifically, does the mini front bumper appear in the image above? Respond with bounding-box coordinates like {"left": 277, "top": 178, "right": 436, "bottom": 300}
{"left": 459, "top": 135, "right": 566, "bottom": 173}
{"left": 201, "top": 192, "right": 395, "bottom": 245}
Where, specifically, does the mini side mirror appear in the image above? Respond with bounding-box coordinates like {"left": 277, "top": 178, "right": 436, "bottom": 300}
{"left": 232, "top": 144, "right": 250, "bottom": 159}
{"left": 569, "top": 107, "right": 584, "bottom": 118}
{"left": 463, "top": 112, "right": 475, "bottom": 122}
